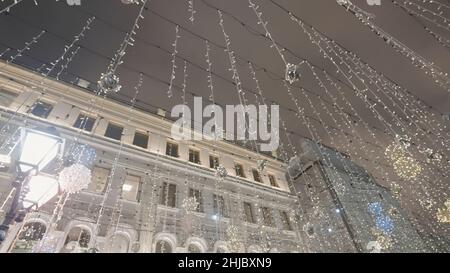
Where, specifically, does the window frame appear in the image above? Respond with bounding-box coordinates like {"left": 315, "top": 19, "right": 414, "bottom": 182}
{"left": 280, "top": 210, "right": 293, "bottom": 231}
{"left": 188, "top": 148, "right": 201, "bottom": 164}
{"left": 234, "top": 163, "right": 246, "bottom": 178}
{"left": 165, "top": 141, "right": 179, "bottom": 158}
{"left": 212, "top": 194, "right": 228, "bottom": 218}
{"left": 121, "top": 173, "right": 142, "bottom": 202}
{"left": 252, "top": 169, "right": 262, "bottom": 182}
{"left": 29, "top": 100, "right": 54, "bottom": 119}
{"left": 104, "top": 122, "right": 124, "bottom": 141}
{"left": 261, "top": 207, "right": 275, "bottom": 227}
{"left": 73, "top": 113, "right": 97, "bottom": 132}
{"left": 0, "top": 88, "right": 18, "bottom": 108}
{"left": 209, "top": 155, "right": 220, "bottom": 169}
{"left": 88, "top": 166, "right": 111, "bottom": 194}
{"left": 132, "top": 131, "right": 149, "bottom": 149}
{"left": 188, "top": 188, "right": 204, "bottom": 213}
{"left": 160, "top": 182, "right": 177, "bottom": 208}
{"left": 268, "top": 174, "right": 279, "bottom": 188}
{"left": 243, "top": 202, "right": 255, "bottom": 223}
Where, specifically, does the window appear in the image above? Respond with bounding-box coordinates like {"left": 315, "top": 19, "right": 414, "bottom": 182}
{"left": 62, "top": 227, "right": 91, "bottom": 252}
{"left": 268, "top": 174, "right": 279, "bottom": 188}
{"left": 105, "top": 123, "right": 123, "bottom": 141}
{"left": 73, "top": 114, "right": 96, "bottom": 132}
{"left": 0, "top": 89, "right": 18, "bottom": 107}
{"left": 252, "top": 169, "right": 261, "bottom": 182}
{"left": 209, "top": 155, "right": 219, "bottom": 169}
{"left": 87, "top": 167, "right": 110, "bottom": 193}
{"left": 133, "top": 131, "right": 149, "bottom": 149}
{"left": 262, "top": 207, "right": 275, "bottom": 227}
{"left": 280, "top": 211, "right": 293, "bottom": 231}
{"left": 166, "top": 142, "right": 178, "bottom": 157}
{"left": 189, "top": 149, "right": 200, "bottom": 164}
{"left": 122, "top": 174, "right": 141, "bottom": 202}
{"left": 188, "top": 244, "right": 202, "bottom": 253}
{"left": 188, "top": 188, "right": 203, "bottom": 212}
{"left": 11, "top": 222, "right": 46, "bottom": 253}
{"left": 160, "top": 182, "right": 177, "bottom": 208}
{"left": 155, "top": 240, "right": 172, "bottom": 253}
{"left": 235, "top": 163, "right": 246, "bottom": 178}
{"left": 243, "top": 202, "right": 255, "bottom": 223}
{"left": 213, "top": 194, "right": 228, "bottom": 218}
{"left": 30, "top": 101, "right": 53, "bottom": 118}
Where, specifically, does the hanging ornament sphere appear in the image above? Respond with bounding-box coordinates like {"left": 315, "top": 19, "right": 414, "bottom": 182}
{"left": 385, "top": 142, "right": 407, "bottom": 162}
{"left": 436, "top": 199, "right": 450, "bottom": 223}
{"left": 98, "top": 72, "right": 122, "bottom": 94}
{"left": 392, "top": 155, "right": 422, "bottom": 180}
{"left": 58, "top": 163, "right": 92, "bottom": 194}
{"left": 215, "top": 165, "right": 228, "bottom": 179}
{"left": 257, "top": 159, "right": 268, "bottom": 172}
{"left": 182, "top": 196, "right": 199, "bottom": 213}
{"left": 285, "top": 63, "right": 301, "bottom": 84}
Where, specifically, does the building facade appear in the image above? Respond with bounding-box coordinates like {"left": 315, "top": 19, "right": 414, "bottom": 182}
{"left": 0, "top": 61, "right": 300, "bottom": 253}
{"left": 288, "top": 140, "right": 430, "bottom": 252}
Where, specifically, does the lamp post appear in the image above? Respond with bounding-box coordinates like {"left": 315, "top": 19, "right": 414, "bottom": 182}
{"left": 0, "top": 127, "right": 64, "bottom": 243}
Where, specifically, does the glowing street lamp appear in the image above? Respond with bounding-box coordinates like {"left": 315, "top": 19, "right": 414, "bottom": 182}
{"left": 17, "top": 127, "right": 64, "bottom": 174}
{"left": 0, "top": 127, "right": 64, "bottom": 242}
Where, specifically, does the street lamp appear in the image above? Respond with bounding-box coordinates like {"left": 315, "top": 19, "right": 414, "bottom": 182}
{"left": 0, "top": 127, "right": 64, "bottom": 242}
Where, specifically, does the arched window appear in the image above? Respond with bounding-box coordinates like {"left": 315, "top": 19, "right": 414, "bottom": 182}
{"left": 62, "top": 226, "right": 91, "bottom": 253}
{"left": 216, "top": 246, "right": 227, "bottom": 253}
{"left": 155, "top": 240, "right": 172, "bottom": 253}
{"left": 11, "top": 222, "right": 46, "bottom": 253}
{"left": 187, "top": 244, "right": 202, "bottom": 253}
{"left": 108, "top": 234, "right": 130, "bottom": 253}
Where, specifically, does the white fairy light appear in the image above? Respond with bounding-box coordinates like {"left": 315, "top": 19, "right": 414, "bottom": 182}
{"left": 7, "top": 30, "right": 46, "bottom": 64}
{"left": 336, "top": 0, "right": 450, "bottom": 92}
{"left": 187, "top": 0, "right": 196, "bottom": 24}
{"left": 99, "top": 0, "right": 148, "bottom": 94}
{"left": 0, "top": 0, "right": 24, "bottom": 14}
{"left": 182, "top": 196, "right": 199, "bottom": 214}
{"left": 167, "top": 25, "right": 180, "bottom": 98}
{"left": 58, "top": 163, "right": 92, "bottom": 194}
{"left": 436, "top": 199, "right": 450, "bottom": 223}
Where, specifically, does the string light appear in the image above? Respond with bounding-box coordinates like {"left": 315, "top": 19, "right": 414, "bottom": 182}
{"left": 167, "top": 25, "right": 180, "bottom": 98}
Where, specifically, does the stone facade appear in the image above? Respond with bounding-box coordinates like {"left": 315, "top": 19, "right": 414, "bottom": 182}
{"left": 0, "top": 61, "right": 299, "bottom": 253}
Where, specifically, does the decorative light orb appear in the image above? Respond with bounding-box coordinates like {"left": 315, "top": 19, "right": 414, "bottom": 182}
{"left": 58, "top": 163, "right": 92, "bottom": 194}
{"left": 419, "top": 198, "right": 436, "bottom": 210}
{"left": 436, "top": 199, "right": 450, "bottom": 223}
{"left": 385, "top": 138, "right": 422, "bottom": 180}
{"left": 215, "top": 165, "right": 228, "bottom": 179}
{"left": 371, "top": 228, "right": 393, "bottom": 250}
{"left": 421, "top": 148, "right": 443, "bottom": 164}
{"left": 181, "top": 196, "right": 199, "bottom": 214}
{"left": 385, "top": 142, "right": 407, "bottom": 162}
{"left": 285, "top": 63, "right": 301, "bottom": 84}
{"left": 257, "top": 159, "right": 268, "bottom": 172}
{"left": 392, "top": 156, "right": 422, "bottom": 180}
{"left": 98, "top": 72, "right": 122, "bottom": 94}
